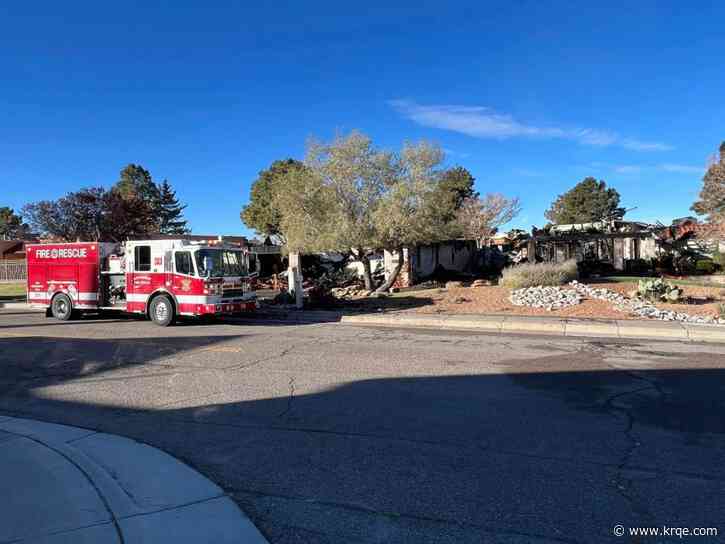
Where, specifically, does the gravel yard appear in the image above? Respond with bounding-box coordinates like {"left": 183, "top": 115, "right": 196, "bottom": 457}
{"left": 371, "top": 280, "right": 725, "bottom": 322}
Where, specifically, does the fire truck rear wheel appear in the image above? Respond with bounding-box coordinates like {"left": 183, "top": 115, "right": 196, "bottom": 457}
{"left": 51, "top": 293, "right": 74, "bottom": 321}
{"left": 150, "top": 295, "right": 175, "bottom": 327}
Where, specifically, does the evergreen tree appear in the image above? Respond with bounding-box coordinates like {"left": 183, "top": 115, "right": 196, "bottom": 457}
{"left": 0, "top": 207, "right": 30, "bottom": 240}
{"left": 545, "top": 177, "right": 625, "bottom": 224}
{"left": 157, "top": 180, "right": 189, "bottom": 234}
{"left": 115, "top": 164, "right": 160, "bottom": 204}
{"left": 241, "top": 159, "right": 307, "bottom": 238}
{"left": 438, "top": 166, "right": 478, "bottom": 209}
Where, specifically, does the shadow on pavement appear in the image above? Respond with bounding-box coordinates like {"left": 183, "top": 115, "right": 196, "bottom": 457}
{"left": 0, "top": 293, "right": 434, "bottom": 330}
{"left": 1, "top": 332, "right": 725, "bottom": 542}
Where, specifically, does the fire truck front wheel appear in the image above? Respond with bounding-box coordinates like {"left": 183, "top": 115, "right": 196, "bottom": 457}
{"left": 149, "top": 295, "right": 175, "bottom": 327}
{"left": 51, "top": 293, "right": 74, "bottom": 321}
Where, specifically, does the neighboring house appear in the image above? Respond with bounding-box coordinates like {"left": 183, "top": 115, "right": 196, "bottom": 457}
{"left": 249, "top": 236, "right": 283, "bottom": 277}
{"left": 0, "top": 240, "right": 35, "bottom": 282}
{"left": 0, "top": 240, "right": 33, "bottom": 261}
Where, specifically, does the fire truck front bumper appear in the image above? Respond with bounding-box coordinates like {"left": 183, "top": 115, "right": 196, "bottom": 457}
{"left": 199, "top": 300, "right": 258, "bottom": 315}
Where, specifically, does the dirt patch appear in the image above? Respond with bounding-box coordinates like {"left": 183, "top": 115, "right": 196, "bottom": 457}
{"left": 343, "top": 281, "right": 725, "bottom": 321}
{"left": 594, "top": 282, "right": 725, "bottom": 319}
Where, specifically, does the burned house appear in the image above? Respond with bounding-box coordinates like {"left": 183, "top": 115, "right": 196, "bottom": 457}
{"left": 525, "top": 219, "right": 704, "bottom": 273}
{"left": 371, "top": 219, "right": 720, "bottom": 289}
{"left": 382, "top": 240, "right": 478, "bottom": 287}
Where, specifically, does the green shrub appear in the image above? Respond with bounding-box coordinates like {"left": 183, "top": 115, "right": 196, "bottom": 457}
{"left": 713, "top": 250, "right": 725, "bottom": 271}
{"left": 501, "top": 260, "right": 578, "bottom": 288}
{"left": 695, "top": 259, "right": 716, "bottom": 275}
{"left": 635, "top": 277, "right": 682, "bottom": 303}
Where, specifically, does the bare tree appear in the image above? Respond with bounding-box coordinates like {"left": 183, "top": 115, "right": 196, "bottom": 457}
{"left": 456, "top": 194, "right": 522, "bottom": 248}
{"left": 697, "top": 221, "right": 725, "bottom": 241}
{"left": 692, "top": 142, "right": 725, "bottom": 223}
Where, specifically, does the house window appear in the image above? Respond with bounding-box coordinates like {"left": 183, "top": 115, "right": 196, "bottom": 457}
{"left": 134, "top": 246, "right": 151, "bottom": 272}
{"left": 175, "top": 251, "right": 194, "bottom": 276}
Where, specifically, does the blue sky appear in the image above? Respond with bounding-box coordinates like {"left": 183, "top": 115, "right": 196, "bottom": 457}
{"left": 2, "top": 1, "right": 724, "bottom": 237}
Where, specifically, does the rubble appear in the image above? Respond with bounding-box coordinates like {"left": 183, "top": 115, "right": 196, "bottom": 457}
{"left": 330, "top": 286, "right": 370, "bottom": 299}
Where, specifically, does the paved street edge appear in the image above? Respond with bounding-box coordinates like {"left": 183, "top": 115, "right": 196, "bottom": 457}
{"left": 0, "top": 415, "right": 269, "bottom": 543}
{"left": 4, "top": 302, "right": 724, "bottom": 343}
{"left": 339, "top": 313, "right": 725, "bottom": 343}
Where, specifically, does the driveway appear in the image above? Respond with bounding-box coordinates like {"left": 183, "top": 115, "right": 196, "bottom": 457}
{"left": 0, "top": 310, "right": 723, "bottom": 543}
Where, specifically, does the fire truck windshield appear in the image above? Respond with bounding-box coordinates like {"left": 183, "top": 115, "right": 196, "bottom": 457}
{"left": 195, "top": 249, "right": 247, "bottom": 278}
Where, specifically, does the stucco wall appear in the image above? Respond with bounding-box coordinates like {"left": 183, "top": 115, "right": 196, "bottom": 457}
{"left": 383, "top": 241, "right": 476, "bottom": 287}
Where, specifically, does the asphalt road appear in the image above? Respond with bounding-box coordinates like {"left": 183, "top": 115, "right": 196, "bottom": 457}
{"left": 1, "top": 309, "right": 724, "bottom": 543}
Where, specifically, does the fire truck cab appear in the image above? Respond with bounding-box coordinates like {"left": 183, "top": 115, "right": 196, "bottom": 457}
{"left": 27, "top": 238, "right": 257, "bottom": 326}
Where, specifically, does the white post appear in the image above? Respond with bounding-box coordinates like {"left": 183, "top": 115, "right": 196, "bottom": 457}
{"left": 288, "top": 251, "right": 304, "bottom": 309}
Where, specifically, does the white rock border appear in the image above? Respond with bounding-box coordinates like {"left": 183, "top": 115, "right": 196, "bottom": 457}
{"left": 509, "top": 286, "right": 582, "bottom": 311}
{"left": 510, "top": 281, "right": 724, "bottom": 325}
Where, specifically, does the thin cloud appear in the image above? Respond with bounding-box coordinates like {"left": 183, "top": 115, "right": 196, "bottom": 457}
{"left": 622, "top": 139, "right": 672, "bottom": 152}
{"left": 613, "top": 165, "right": 642, "bottom": 174}
{"left": 442, "top": 148, "right": 470, "bottom": 159}
{"left": 660, "top": 163, "right": 703, "bottom": 174}
{"left": 390, "top": 100, "right": 673, "bottom": 152}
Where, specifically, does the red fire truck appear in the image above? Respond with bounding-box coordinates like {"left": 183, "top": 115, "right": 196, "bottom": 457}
{"left": 26, "top": 238, "right": 257, "bottom": 326}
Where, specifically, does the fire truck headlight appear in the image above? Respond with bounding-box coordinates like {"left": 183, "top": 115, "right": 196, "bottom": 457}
{"left": 203, "top": 282, "right": 222, "bottom": 296}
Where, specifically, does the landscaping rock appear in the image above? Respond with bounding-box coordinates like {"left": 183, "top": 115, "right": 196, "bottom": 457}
{"left": 509, "top": 286, "right": 582, "bottom": 311}
{"left": 568, "top": 280, "right": 721, "bottom": 325}
{"left": 445, "top": 281, "right": 463, "bottom": 289}
{"left": 509, "top": 280, "right": 722, "bottom": 324}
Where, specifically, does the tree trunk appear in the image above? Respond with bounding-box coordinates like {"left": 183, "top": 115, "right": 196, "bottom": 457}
{"left": 360, "top": 253, "right": 374, "bottom": 292}
{"left": 375, "top": 247, "right": 404, "bottom": 294}
{"left": 352, "top": 247, "right": 374, "bottom": 292}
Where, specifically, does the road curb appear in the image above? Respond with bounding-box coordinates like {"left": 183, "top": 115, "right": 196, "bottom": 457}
{"left": 0, "top": 301, "right": 35, "bottom": 310}
{"left": 0, "top": 416, "right": 268, "bottom": 544}
{"left": 339, "top": 313, "right": 725, "bottom": 343}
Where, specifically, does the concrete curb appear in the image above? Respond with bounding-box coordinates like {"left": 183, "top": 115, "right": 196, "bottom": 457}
{"left": 0, "top": 301, "right": 36, "bottom": 310}
{"left": 0, "top": 416, "right": 268, "bottom": 544}
{"left": 339, "top": 313, "right": 725, "bottom": 343}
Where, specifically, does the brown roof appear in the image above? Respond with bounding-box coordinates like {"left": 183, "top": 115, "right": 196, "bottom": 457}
{"left": 0, "top": 240, "right": 26, "bottom": 258}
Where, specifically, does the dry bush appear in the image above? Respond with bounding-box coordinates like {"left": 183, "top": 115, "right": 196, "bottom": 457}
{"left": 500, "top": 260, "right": 579, "bottom": 288}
